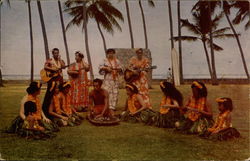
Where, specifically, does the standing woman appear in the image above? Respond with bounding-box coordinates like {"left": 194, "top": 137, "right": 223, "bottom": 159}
{"left": 153, "top": 81, "right": 183, "bottom": 128}
{"left": 176, "top": 81, "right": 213, "bottom": 134}
{"left": 121, "top": 83, "right": 155, "bottom": 123}
{"left": 128, "top": 48, "right": 151, "bottom": 108}
{"left": 68, "top": 51, "right": 90, "bottom": 112}
{"left": 99, "top": 49, "right": 123, "bottom": 115}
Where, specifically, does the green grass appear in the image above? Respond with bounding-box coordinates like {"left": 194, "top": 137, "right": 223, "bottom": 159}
{"left": 0, "top": 83, "right": 249, "bottom": 160}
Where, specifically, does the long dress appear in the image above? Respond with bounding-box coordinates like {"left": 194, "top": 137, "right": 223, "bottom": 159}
{"left": 128, "top": 56, "right": 151, "bottom": 108}
{"left": 6, "top": 94, "right": 58, "bottom": 139}
{"left": 200, "top": 110, "right": 240, "bottom": 140}
{"left": 69, "top": 61, "right": 90, "bottom": 110}
{"left": 121, "top": 94, "right": 155, "bottom": 123}
{"left": 99, "top": 58, "right": 122, "bottom": 110}
{"left": 176, "top": 96, "right": 214, "bottom": 134}
{"left": 153, "top": 96, "right": 183, "bottom": 128}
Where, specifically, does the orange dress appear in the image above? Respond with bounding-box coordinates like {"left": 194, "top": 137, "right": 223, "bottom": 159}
{"left": 127, "top": 94, "right": 143, "bottom": 113}
{"left": 186, "top": 96, "right": 207, "bottom": 121}
{"left": 209, "top": 110, "right": 232, "bottom": 133}
{"left": 129, "top": 56, "right": 151, "bottom": 108}
{"left": 69, "top": 61, "right": 90, "bottom": 108}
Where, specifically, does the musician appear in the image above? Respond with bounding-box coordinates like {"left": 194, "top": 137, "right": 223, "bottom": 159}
{"left": 42, "top": 48, "right": 66, "bottom": 118}
{"left": 99, "top": 49, "right": 122, "bottom": 115}
{"left": 67, "top": 51, "right": 90, "bottom": 112}
{"left": 128, "top": 48, "right": 151, "bottom": 108}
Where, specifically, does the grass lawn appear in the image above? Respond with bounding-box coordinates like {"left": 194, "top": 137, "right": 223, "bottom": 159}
{"left": 0, "top": 82, "right": 249, "bottom": 160}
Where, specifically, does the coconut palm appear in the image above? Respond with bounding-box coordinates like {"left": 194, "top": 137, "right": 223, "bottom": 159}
{"left": 58, "top": 0, "right": 70, "bottom": 65}
{"left": 231, "top": 1, "right": 250, "bottom": 30}
{"left": 124, "top": 0, "right": 134, "bottom": 48}
{"left": 26, "top": 0, "right": 34, "bottom": 82}
{"left": 37, "top": 0, "right": 49, "bottom": 60}
{"left": 177, "top": 0, "right": 183, "bottom": 83}
{"left": 0, "top": 0, "right": 10, "bottom": 87}
{"left": 173, "top": 10, "right": 236, "bottom": 80}
{"left": 138, "top": 0, "right": 155, "bottom": 49}
{"left": 64, "top": 0, "right": 124, "bottom": 80}
{"left": 168, "top": 0, "right": 174, "bottom": 49}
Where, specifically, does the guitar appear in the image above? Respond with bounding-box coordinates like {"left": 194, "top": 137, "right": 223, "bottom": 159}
{"left": 40, "top": 63, "right": 75, "bottom": 82}
{"left": 99, "top": 65, "right": 123, "bottom": 75}
{"left": 124, "top": 65, "right": 157, "bottom": 83}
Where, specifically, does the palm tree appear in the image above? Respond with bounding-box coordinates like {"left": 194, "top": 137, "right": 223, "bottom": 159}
{"left": 173, "top": 11, "right": 235, "bottom": 80}
{"left": 0, "top": 0, "right": 10, "bottom": 87}
{"left": 177, "top": 0, "right": 183, "bottom": 84}
{"left": 58, "top": 0, "right": 70, "bottom": 65}
{"left": 27, "top": 0, "right": 34, "bottom": 82}
{"left": 125, "top": 0, "right": 134, "bottom": 48}
{"left": 231, "top": 1, "right": 250, "bottom": 30}
{"left": 168, "top": 0, "right": 174, "bottom": 49}
{"left": 37, "top": 0, "right": 49, "bottom": 60}
{"left": 138, "top": 0, "right": 155, "bottom": 49}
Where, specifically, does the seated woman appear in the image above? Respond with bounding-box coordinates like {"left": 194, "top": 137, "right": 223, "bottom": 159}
{"left": 200, "top": 97, "right": 240, "bottom": 140}
{"left": 120, "top": 83, "right": 155, "bottom": 123}
{"left": 57, "top": 82, "right": 84, "bottom": 126}
{"left": 153, "top": 81, "right": 183, "bottom": 128}
{"left": 175, "top": 81, "right": 213, "bottom": 134}
{"left": 88, "top": 79, "right": 113, "bottom": 121}
{"left": 6, "top": 81, "right": 58, "bottom": 138}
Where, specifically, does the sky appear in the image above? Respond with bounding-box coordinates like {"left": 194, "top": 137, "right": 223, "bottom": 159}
{"left": 1, "top": 0, "right": 250, "bottom": 79}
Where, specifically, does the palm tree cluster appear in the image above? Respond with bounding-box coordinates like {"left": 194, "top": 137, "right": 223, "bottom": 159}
{"left": 0, "top": 0, "right": 249, "bottom": 87}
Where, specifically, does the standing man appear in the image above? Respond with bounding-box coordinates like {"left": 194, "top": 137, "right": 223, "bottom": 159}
{"left": 99, "top": 49, "right": 123, "bottom": 115}
{"left": 128, "top": 48, "right": 151, "bottom": 108}
{"left": 68, "top": 51, "right": 90, "bottom": 112}
{"left": 42, "top": 48, "right": 66, "bottom": 118}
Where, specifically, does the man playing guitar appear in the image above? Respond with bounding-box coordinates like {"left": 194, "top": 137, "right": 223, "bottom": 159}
{"left": 42, "top": 48, "right": 66, "bottom": 119}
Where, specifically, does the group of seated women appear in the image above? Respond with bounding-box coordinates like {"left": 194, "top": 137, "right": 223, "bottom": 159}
{"left": 5, "top": 80, "right": 240, "bottom": 141}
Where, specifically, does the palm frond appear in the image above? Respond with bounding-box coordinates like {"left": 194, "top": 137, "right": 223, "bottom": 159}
{"left": 212, "top": 27, "right": 231, "bottom": 35}
{"left": 98, "top": 1, "right": 124, "bottom": 21}
{"left": 147, "top": 0, "right": 155, "bottom": 7}
{"left": 245, "top": 20, "right": 250, "bottom": 30}
{"left": 212, "top": 33, "right": 237, "bottom": 39}
{"left": 206, "top": 41, "right": 223, "bottom": 51}
{"left": 172, "top": 36, "right": 199, "bottom": 42}
{"left": 180, "top": 19, "right": 201, "bottom": 35}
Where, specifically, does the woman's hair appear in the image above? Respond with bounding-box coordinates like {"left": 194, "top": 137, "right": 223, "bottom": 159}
{"left": 191, "top": 81, "right": 207, "bottom": 98}
{"left": 52, "top": 48, "right": 59, "bottom": 54}
{"left": 125, "top": 83, "right": 139, "bottom": 94}
{"left": 24, "top": 101, "right": 37, "bottom": 116}
{"left": 216, "top": 97, "right": 233, "bottom": 111}
{"left": 59, "top": 81, "right": 71, "bottom": 91}
{"left": 106, "top": 48, "right": 115, "bottom": 54}
{"left": 160, "top": 81, "right": 183, "bottom": 106}
{"left": 26, "top": 81, "right": 42, "bottom": 94}
{"left": 75, "top": 51, "right": 84, "bottom": 58}
{"left": 93, "top": 78, "right": 103, "bottom": 86}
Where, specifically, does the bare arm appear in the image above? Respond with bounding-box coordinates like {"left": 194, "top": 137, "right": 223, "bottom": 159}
{"left": 161, "top": 100, "right": 179, "bottom": 108}
{"left": 101, "top": 90, "right": 109, "bottom": 116}
{"left": 48, "top": 100, "right": 68, "bottom": 120}
{"left": 20, "top": 96, "right": 26, "bottom": 120}
{"left": 132, "top": 95, "right": 147, "bottom": 115}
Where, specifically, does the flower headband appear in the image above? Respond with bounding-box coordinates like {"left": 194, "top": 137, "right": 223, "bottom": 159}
{"left": 216, "top": 97, "right": 227, "bottom": 103}
{"left": 125, "top": 84, "right": 134, "bottom": 91}
{"left": 192, "top": 81, "right": 203, "bottom": 89}
{"left": 160, "top": 81, "right": 165, "bottom": 88}
{"left": 63, "top": 82, "right": 71, "bottom": 88}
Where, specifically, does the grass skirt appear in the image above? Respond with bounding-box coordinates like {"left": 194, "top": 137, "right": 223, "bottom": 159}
{"left": 153, "top": 108, "right": 183, "bottom": 128}
{"left": 176, "top": 116, "right": 214, "bottom": 134}
{"left": 200, "top": 127, "right": 240, "bottom": 141}
{"left": 5, "top": 116, "right": 57, "bottom": 139}
{"left": 120, "top": 109, "right": 156, "bottom": 124}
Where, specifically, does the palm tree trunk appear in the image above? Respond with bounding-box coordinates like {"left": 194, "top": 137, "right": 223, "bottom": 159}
{"left": 202, "top": 40, "right": 213, "bottom": 79}
{"left": 125, "top": 0, "right": 134, "bottom": 48}
{"left": 0, "top": 5, "right": 3, "bottom": 87}
{"left": 83, "top": 3, "right": 94, "bottom": 81}
{"left": 58, "top": 0, "right": 70, "bottom": 65}
{"left": 208, "top": 2, "right": 218, "bottom": 85}
{"left": 138, "top": 0, "right": 148, "bottom": 49}
{"left": 177, "top": 0, "right": 183, "bottom": 84}
{"left": 97, "top": 21, "right": 107, "bottom": 52}
{"left": 225, "top": 13, "right": 250, "bottom": 80}
{"left": 28, "top": 0, "right": 34, "bottom": 82}
{"left": 168, "top": 0, "right": 174, "bottom": 49}
{"left": 37, "top": 0, "right": 49, "bottom": 60}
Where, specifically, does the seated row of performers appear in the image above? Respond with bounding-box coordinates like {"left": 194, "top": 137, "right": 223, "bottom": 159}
{"left": 6, "top": 79, "right": 240, "bottom": 141}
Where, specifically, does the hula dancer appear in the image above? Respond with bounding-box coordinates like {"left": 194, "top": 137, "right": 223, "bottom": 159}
{"left": 6, "top": 81, "right": 58, "bottom": 139}
{"left": 68, "top": 51, "right": 90, "bottom": 112}
{"left": 200, "top": 97, "right": 240, "bottom": 140}
{"left": 175, "top": 81, "right": 213, "bottom": 134}
{"left": 121, "top": 83, "right": 155, "bottom": 123}
{"left": 153, "top": 81, "right": 183, "bottom": 128}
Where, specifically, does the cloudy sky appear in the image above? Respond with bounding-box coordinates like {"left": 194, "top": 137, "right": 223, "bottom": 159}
{"left": 1, "top": 0, "right": 250, "bottom": 79}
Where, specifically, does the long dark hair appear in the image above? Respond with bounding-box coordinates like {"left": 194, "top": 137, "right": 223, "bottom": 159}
{"left": 191, "top": 81, "right": 207, "bottom": 98}
{"left": 160, "top": 81, "right": 183, "bottom": 106}
{"left": 217, "top": 97, "right": 233, "bottom": 112}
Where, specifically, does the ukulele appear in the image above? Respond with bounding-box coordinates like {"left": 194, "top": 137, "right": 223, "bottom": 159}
{"left": 40, "top": 63, "right": 75, "bottom": 82}
{"left": 124, "top": 65, "right": 157, "bottom": 83}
